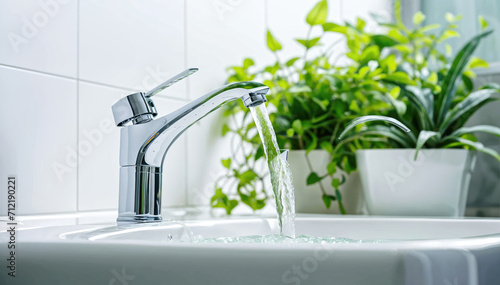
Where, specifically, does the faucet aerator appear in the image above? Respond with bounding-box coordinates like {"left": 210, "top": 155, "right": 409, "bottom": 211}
{"left": 242, "top": 89, "right": 268, "bottom": 108}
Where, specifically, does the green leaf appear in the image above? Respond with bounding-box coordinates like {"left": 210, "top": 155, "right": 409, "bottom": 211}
{"left": 306, "top": 0, "right": 328, "bottom": 26}
{"left": 356, "top": 18, "right": 366, "bottom": 31}
{"left": 307, "top": 172, "right": 323, "bottom": 185}
{"left": 445, "top": 12, "right": 454, "bottom": 22}
{"left": 445, "top": 12, "right": 462, "bottom": 23}
{"left": 331, "top": 178, "right": 340, "bottom": 188}
{"left": 211, "top": 188, "right": 238, "bottom": 215}
{"left": 427, "top": 72, "right": 438, "bottom": 84}
{"left": 338, "top": 115, "right": 410, "bottom": 140}
{"left": 239, "top": 170, "right": 258, "bottom": 185}
{"left": 413, "top": 11, "right": 426, "bottom": 26}
{"left": 371, "top": 35, "right": 399, "bottom": 48}
{"left": 243, "top": 58, "right": 255, "bottom": 69}
{"left": 221, "top": 158, "right": 231, "bottom": 169}
{"left": 286, "top": 57, "right": 300, "bottom": 66}
{"left": 419, "top": 24, "right": 440, "bottom": 33}
{"left": 221, "top": 124, "right": 230, "bottom": 136}
{"left": 358, "top": 66, "right": 370, "bottom": 78}
{"left": 445, "top": 44, "right": 452, "bottom": 57}
{"left": 312, "top": 97, "right": 329, "bottom": 111}
{"left": 360, "top": 45, "right": 380, "bottom": 64}
{"left": 292, "top": 120, "right": 304, "bottom": 135}
{"left": 349, "top": 100, "right": 360, "bottom": 113}
{"left": 255, "top": 146, "right": 264, "bottom": 161}
{"left": 335, "top": 188, "right": 346, "bottom": 214}
{"left": 444, "top": 137, "right": 500, "bottom": 161}
{"left": 479, "top": 15, "right": 489, "bottom": 30}
{"left": 390, "top": 86, "right": 401, "bottom": 99}
{"left": 469, "top": 56, "right": 489, "bottom": 69}
{"left": 306, "top": 134, "right": 318, "bottom": 154}
{"left": 414, "top": 131, "right": 441, "bottom": 160}
{"left": 286, "top": 128, "right": 295, "bottom": 137}
{"left": 322, "top": 194, "right": 336, "bottom": 209}
{"left": 439, "top": 30, "right": 460, "bottom": 42}
{"left": 405, "top": 86, "right": 434, "bottom": 128}
{"left": 327, "top": 161, "right": 337, "bottom": 175}
{"left": 266, "top": 30, "right": 282, "bottom": 52}
{"left": 381, "top": 54, "right": 397, "bottom": 73}
{"left": 436, "top": 30, "right": 493, "bottom": 125}
{"left": 451, "top": 125, "right": 500, "bottom": 138}
{"left": 289, "top": 84, "right": 312, "bottom": 93}
{"left": 296, "top": 37, "right": 322, "bottom": 49}
{"left": 322, "top": 22, "right": 346, "bottom": 34}
{"left": 381, "top": 92, "right": 406, "bottom": 117}
{"left": 320, "top": 141, "right": 334, "bottom": 154}
{"left": 342, "top": 156, "right": 354, "bottom": 173}
{"left": 385, "top": 71, "right": 414, "bottom": 85}
{"left": 440, "top": 89, "right": 498, "bottom": 132}
{"left": 460, "top": 133, "right": 478, "bottom": 142}
{"left": 340, "top": 125, "right": 413, "bottom": 148}
{"left": 462, "top": 74, "right": 474, "bottom": 92}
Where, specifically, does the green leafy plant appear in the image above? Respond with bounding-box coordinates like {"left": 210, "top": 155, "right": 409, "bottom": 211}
{"left": 339, "top": 14, "right": 500, "bottom": 161}
{"left": 210, "top": 0, "right": 497, "bottom": 215}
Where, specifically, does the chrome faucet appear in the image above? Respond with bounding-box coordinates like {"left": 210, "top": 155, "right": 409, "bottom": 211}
{"left": 111, "top": 68, "right": 269, "bottom": 223}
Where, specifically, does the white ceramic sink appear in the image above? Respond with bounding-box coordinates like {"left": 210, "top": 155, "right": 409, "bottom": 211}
{"left": 2, "top": 216, "right": 500, "bottom": 285}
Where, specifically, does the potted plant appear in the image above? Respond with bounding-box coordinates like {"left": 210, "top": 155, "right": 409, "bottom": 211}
{"left": 338, "top": 12, "right": 500, "bottom": 216}
{"left": 209, "top": 0, "right": 493, "bottom": 216}
{"left": 210, "top": 0, "right": 406, "bottom": 215}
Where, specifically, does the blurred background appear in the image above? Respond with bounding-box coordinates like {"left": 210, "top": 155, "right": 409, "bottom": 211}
{"left": 0, "top": 0, "right": 498, "bottom": 217}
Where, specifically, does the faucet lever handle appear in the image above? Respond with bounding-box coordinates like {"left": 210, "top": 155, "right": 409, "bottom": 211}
{"left": 144, "top": 68, "right": 198, "bottom": 98}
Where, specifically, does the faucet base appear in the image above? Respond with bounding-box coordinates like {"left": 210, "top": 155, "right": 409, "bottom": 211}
{"left": 117, "top": 165, "right": 163, "bottom": 223}
{"left": 117, "top": 214, "right": 162, "bottom": 223}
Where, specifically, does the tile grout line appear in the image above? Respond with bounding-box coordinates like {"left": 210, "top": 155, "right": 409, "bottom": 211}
{"left": 264, "top": 0, "right": 268, "bottom": 29}
{"left": 184, "top": 0, "right": 190, "bottom": 206}
{"left": 0, "top": 204, "right": 201, "bottom": 218}
{"left": 0, "top": 63, "right": 75, "bottom": 80}
{"left": 76, "top": 0, "right": 80, "bottom": 213}
{"left": 0, "top": 63, "right": 189, "bottom": 103}
{"left": 339, "top": 0, "right": 343, "bottom": 22}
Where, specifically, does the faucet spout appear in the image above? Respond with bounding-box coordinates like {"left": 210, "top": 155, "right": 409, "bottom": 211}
{"left": 113, "top": 76, "right": 269, "bottom": 223}
{"left": 138, "top": 82, "right": 268, "bottom": 168}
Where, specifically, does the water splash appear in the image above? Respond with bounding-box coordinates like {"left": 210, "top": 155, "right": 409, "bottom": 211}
{"left": 191, "top": 234, "right": 384, "bottom": 244}
{"left": 250, "top": 104, "right": 296, "bottom": 238}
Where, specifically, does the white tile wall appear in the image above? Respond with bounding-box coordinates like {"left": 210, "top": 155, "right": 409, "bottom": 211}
{"left": 0, "top": 0, "right": 77, "bottom": 77}
{"left": 78, "top": 0, "right": 186, "bottom": 99}
{"left": 185, "top": 0, "right": 271, "bottom": 205}
{"left": 342, "top": 0, "right": 393, "bottom": 32}
{"left": 77, "top": 82, "right": 123, "bottom": 211}
{"left": 186, "top": 0, "right": 272, "bottom": 96}
{"left": 267, "top": 0, "right": 342, "bottom": 61}
{"left": 0, "top": 66, "right": 77, "bottom": 215}
{"left": 0, "top": 0, "right": 398, "bottom": 215}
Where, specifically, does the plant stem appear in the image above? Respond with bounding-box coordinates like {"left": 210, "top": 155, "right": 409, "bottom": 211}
{"left": 329, "top": 121, "right": 341, "bottom": 144}
{"left": 298, "top": 134, "right": 305, "bottom": 149}
{"left": 303, "top": 26, "right": 313, "bottom": 62}
{"left": 324, "top": 37, "right": 344, "bottom": 58}
{"left": 337, "top": 199, "right": 346, "bottom": 214}
{"left": 304, "top": 153, "right": 327, "bottom": 195}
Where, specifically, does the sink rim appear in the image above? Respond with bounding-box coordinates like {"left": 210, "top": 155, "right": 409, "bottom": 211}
{"left": 3, "top": 215, "right": 500, "bottom": 252}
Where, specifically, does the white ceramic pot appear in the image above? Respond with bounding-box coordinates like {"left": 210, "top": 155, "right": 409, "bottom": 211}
{"left": 287, "top": 149, "right": 364, "bottom": 214}
{"left": 356, "top": 149, "right": 476, "bottom": 217}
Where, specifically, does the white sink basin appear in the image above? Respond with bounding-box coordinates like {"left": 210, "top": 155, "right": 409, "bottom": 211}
{"left": 2, "top": 216, "right": 500, "bottom": 284}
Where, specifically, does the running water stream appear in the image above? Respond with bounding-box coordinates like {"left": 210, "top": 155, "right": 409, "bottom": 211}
{"left": 250, "top": 104, "right": 296, "bottom": 238}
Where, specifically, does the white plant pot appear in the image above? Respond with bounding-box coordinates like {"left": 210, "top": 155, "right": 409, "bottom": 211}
{"left": 287, "top": 150, "right": 364, "bottom": 214}
{"left": 356, "top": 149, "right": 476, "bottom": 217}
